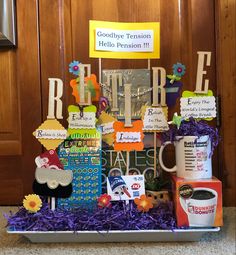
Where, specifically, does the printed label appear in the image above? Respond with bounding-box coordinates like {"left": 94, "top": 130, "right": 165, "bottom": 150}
{"left": 142, "top": 107, "right": 169, "bottom": 131}
{"left": 35, "top": 129, "right": 67, "bottom": 139}
{"left": 96, "top": 28, "right": 154, "bottom": 52}
{"left": 116, "top": 132, "right": 141, "bottom": 143}
{"left": 68, "top": 112, "right": 96, "bottom": 129}
{"left": 180, "top": 96, "right": 216, "bottom": 119}
{"left": 101, "top": 122, "right": 114, "bottom": 134}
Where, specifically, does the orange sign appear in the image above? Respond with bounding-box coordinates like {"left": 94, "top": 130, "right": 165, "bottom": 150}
{"left": 113, "top": 120, "right": 144, "bottom": 151}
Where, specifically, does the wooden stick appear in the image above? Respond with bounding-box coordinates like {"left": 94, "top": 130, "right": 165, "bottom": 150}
{"left": 99, "top": 58, "right": 102, "bottom": 84}
{"left": 125, "top": 151, "right": 130, "bottom": 206}
{"left": 51, "top": 197, "right": 56, "bottom": 211}
{"left": 124, "top": 83, "right": 132, "bottom": 127}
{"left": 148, "top": 59, "right": 151, "bottom": 70}
{"left": 126, "top": 151, "right": 130, "bottom": 175}
{"left": 111, "top": 74, "right": 119, "bottom": 111}
{"left": 153, "top": 133, "right": 157, "bottom": 178}
{"left": 78, "top": 64, "right": 91, "bottom": 105}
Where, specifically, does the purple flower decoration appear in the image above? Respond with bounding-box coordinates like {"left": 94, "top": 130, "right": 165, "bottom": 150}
{"left": 69, "top": 60, "right": 80, "bottom": 76}
{"left": 97, "top": 96, "right": 110, "bottom": 116}
{"left": 173, "top": 63, "right": 186, "bottom": 77}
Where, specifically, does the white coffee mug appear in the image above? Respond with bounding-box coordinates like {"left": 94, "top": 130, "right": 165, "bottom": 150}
{"left": 180, "top": 187, "right": 217, "bottom": 226}
{"left": 159, "top": 135, "right": 212, "bottom": 179}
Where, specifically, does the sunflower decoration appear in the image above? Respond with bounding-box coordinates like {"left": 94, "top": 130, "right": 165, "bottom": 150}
{"left": 167, "top": 62, "right": 186, "bottom": 84}
{"left": 23, "top": 194, "right": 42, "bottom": 213}
{"left": 97, "top": 194, "right": 112, "bottom": 208}
{"left": 134, "top": 194, "right": 153, "bottom": 212}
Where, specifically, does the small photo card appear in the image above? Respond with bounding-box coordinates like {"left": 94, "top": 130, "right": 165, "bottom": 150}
{"left": 107, "top": 175, "right": 145, "bottom": 201}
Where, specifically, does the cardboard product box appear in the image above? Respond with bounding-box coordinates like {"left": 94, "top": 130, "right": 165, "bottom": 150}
{"left": 171, "top": 175, "right": 223, "bottom": 227}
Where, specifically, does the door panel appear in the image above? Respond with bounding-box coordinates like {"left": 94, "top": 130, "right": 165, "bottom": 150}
{"left": 0, "top": 0, "right": 42, "bottom": 204}
{"left": 216, "top": 0, "right": 236, "bottom": 206}
{"left": 0, "top": 50, "right": 21, "bottom": 155}
{"left": 39, "top": 0, "right": 73, "bottom": 124}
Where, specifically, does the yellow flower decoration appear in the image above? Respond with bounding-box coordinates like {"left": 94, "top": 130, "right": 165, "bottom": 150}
{"left": 23, "top": 194, "right": 42, "bottom": 213}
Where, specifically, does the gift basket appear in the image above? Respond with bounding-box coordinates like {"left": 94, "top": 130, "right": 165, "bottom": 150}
{"left": 6, "top": 21, "right": 222, "bottom": 243}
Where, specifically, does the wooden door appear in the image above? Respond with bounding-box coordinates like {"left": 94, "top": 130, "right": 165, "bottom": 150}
{"left": 0, "top": 0, "right": 235, "bottom": 206}
{"left": 0, "top": 0, "right": 42, "bottom": 204}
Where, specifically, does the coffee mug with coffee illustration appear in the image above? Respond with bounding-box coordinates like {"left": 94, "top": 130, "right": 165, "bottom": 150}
{"left": 180, "top": 187, "right": 217, "bottom": 226}
{"left": 159, "top": 135, "right": 212, "bottom": 179}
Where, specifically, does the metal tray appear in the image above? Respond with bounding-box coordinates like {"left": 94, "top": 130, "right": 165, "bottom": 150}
{"left": 7, "top": 228, "right": 220, "bottom": 243}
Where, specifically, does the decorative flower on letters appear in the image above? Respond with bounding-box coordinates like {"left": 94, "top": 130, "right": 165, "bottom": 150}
{"left": 69, "top": 60, "right": 80, "bottom": 76}
{"left": 173, "top": 62, "right": 186, "bottom": 77}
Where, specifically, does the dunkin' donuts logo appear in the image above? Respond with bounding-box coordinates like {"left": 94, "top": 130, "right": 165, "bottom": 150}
{"left": 187, "top": 204, "right": 216, "bottom": 214}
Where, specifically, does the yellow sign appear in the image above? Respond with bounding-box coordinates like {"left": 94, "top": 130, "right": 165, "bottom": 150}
{"left": 89, "top": 20, "right": 160, "bottom": 59}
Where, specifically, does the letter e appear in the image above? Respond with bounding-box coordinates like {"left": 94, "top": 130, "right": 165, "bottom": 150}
{"left": 195, "top": 51, "right": 211, "bottom": 94}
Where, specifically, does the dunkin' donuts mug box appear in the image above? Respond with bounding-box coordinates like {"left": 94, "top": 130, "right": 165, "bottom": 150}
{"left": 171, "top": 175, "right": 223, "bottom": 227}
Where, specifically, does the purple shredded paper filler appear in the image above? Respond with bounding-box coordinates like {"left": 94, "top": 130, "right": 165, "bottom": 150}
{"left": 5, "top": 201, "right": 177, "bottom": 232}
{"left": 161, "top": 117, "right": 219, "bottom": 157}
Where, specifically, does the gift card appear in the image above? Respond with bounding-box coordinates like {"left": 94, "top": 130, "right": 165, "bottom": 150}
{"left": 107, "top": 175, "right": 145, "bottom": 201}
{"left": 35, "top": 150, "right": 64, "bottom": 169}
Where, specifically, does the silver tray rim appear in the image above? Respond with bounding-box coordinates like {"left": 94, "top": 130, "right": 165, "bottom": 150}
{"left": 7, "top": 227, "right": 220, "bottom": 234}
